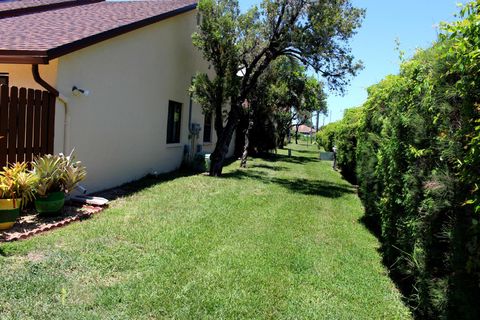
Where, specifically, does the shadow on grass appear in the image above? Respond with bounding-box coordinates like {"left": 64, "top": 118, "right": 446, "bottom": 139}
{"left": 94, "top": 171, "right": 191, "bottom": 201}
{"left": 95, "top": 157, "right": 239, "bottom": 201}
{"left": 288, "top": 148, "right": 317, "bottom": 154}
{"left": 358, "top": 214, "right": 382, "bottom": 239}
{"left": 261, "top": 153, "right": 319, "bottom": 165}
{"left": 357, "top": 214, "right": 418, "bottom": 316}
{"left": 222, "top": 169, "right": 355, "bottom": 198}
{"left": 0, "top": 247, "right": 5, "bottom": 256}
{"left": 250, "top": 163, "right": 289, "bottom": 172}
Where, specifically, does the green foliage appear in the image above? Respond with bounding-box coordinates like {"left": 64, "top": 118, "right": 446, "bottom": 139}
{"left": 191, "top": 0, "right": 364, "bottom": 175}
{"left": 440, "top": 1, "right": 480, "bottom": 215}
{"left": 315, "top": 107, "right": 362, "bottom": 182}
{"left": 0, "top": 162, "right": 37, "bottom": 207}
{"left": 316, "top": 3, "right": 480, "bottom": 317}
{"left": 355, "top": 41, "right": 480, "bottom": 317}
{"left": 248, "top": 57, "right": 327, "bottom": 152}
{"left": 61, "top": 153, "right": 87, "bottom": 194}
{"left": 32, "top": 152, "right": 87, "bottom": 197}
{"left": 334, "top": 107, "right": 363, "bottom": 182}
{"left": 315, "top": 121, "right": 339, "bottom": 152}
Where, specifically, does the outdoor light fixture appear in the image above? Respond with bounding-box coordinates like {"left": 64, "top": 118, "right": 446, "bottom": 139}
{"left": 72, "top": 86, "right": 90, "bottom": 96}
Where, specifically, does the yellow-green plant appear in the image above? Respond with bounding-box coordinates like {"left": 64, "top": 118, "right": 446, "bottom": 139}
{"left": 32, "top": 154, "right": 64, "bottom": 197}
{"left": 61, "top": 152, "right": 87, "bottom": 194}
{"left": 32, "top": 152, "right": 87, "bottom": 197}
{"left": 0, "top": 162, "right": 37, "bottom": 207}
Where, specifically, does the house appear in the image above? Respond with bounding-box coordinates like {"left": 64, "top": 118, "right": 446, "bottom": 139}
{"left": 293, "top": 124, "right": 316, "bottom": 135}
{"left": 0, "top": 0, "right": 234, "bottom": 192}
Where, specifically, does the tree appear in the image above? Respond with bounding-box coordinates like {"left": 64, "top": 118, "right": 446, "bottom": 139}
{"left": 290, "top": 76, "right": 326, "bottom": 144}
{"left": 192, "top": 0, "right": 364, "bottom": 176}
{"left": 238, "top": 57, "right": 327, "bottom": 165}
{"left": 263, "top": 57, "right": 327, "bottom": 148}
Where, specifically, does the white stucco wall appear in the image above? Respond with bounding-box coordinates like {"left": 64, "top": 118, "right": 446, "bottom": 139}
{"left": 52, "top": 10, "right": 234, "bottom": 192}
{"left": 0, "top": 61, "right": 58, "bottom": 89}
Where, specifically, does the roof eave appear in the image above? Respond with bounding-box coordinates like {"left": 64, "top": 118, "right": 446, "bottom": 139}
{"left": 0, "top": 3, "right": 198, "bottom": 65}
{"left": 0, "top": 54, "right": 49, "bottom": 64}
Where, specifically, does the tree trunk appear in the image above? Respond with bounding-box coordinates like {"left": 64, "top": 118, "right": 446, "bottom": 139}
{"left": 209, "top": 99, "right": 240, "bottom": 176}
{"left": 240, "top": 119, "right": 253, "bottom": 168}
{"left": 278, "top": 132, "right": 286, "bottom": 149}
{"left": 295, "top": 124, "right": 299, "bottom": 144}
{"left": 234, "top": 113, "right": 248, "bottom": 157}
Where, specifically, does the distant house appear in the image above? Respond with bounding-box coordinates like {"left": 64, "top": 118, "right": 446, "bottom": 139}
{"left": 0, "top": 0, "right": 234, "bottom": 192}
{"left": 293, "top": 124, "right": 316, "bottom": 135}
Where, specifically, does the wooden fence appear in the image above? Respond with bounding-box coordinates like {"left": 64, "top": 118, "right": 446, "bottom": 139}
{"left": 0, "top": 85, "right": 56, "bottom": 168}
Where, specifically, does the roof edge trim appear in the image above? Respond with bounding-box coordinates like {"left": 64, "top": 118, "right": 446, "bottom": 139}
{"left": 0, "top": 54, "right": 49, "bottom": 64}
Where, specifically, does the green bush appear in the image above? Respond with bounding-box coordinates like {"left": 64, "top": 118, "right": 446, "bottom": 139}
{"left": 355, "top": 5, "right": 480, "bottom": 317}
{"left": 315, "top": 108, "right": 362, "bottom": 183}
{"left": 315, "top": 121, "right": 339, "bottom": 151}
{"left": 322, "top": 3, "right": 480, "bottom": 318}
{"left": 334, "top": 107, "right": 363, "bottom": 183}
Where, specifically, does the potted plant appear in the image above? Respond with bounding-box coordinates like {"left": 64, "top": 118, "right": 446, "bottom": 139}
{"left": 0, "top": 163, "right": 37, "bottom": 230}
{"left": 32, "top": 152, "right": 86, "bottom": 216}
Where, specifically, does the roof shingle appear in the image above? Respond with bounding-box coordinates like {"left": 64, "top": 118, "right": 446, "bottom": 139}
{"left": 0, "top": 0, "right": 197, "bottom": 63}
{"left": 0, "top": 0, "right": 103, "bottom": 18}
{"left": 0, "top": 0, "right": 74, "bottom": 12}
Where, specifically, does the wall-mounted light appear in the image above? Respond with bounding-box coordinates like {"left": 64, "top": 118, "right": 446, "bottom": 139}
{"left": 72, "top": 86, "right": 90, "bottom": 96}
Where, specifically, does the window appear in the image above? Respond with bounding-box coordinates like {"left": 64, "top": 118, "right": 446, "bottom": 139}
{"left": 203, "top": 113, "right": 212, "bottom": 143}
{"left": 166, "top": 100, "right": 182, "bottom": 144}
{"left": 0, "top": 73, "right": 8, "bottom": 87}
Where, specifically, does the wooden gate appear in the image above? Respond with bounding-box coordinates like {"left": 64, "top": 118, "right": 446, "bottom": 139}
{"left": 0, "top": 85, "right": 56, "bottom": 168}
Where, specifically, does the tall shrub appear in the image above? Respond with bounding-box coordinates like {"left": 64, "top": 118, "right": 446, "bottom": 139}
{"left": 353, "top": 4, "right": 480, "bottom": 316}
{"left": 315, "top": 121, "right": 340, "bottom": 151}
{"left": 314, "top": 5, "right": 480, "bottom": 316}
{"left": 334, "top": 107, "right": 363, "bottom": 183}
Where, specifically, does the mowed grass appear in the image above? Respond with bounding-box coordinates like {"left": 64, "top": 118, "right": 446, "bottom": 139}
{"left": 0, "top": 144, "right": 411, "bottom": 319}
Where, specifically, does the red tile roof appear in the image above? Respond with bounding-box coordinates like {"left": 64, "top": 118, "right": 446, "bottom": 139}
{"left": 294, "top": 125, "right": 316, "bottom": 134}
{"left": 0, "top": 0, "right": 197, "bottom": 64}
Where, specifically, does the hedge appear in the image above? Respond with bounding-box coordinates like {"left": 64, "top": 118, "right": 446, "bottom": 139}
{"left": 321, "top": 3, "right": 480, "bottom": 318}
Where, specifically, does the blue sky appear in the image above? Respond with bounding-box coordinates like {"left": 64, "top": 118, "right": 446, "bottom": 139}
{"left": 239, "top": 0, "right": 466, "bottom": 125}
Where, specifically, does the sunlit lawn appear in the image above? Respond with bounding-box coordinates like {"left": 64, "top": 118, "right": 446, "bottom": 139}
{"left": 0, "top": 144, "right": 410, "bottom": 319}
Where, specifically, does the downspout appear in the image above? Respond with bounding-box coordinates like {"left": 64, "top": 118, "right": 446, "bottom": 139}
{"left": 58, "top": 95, "right": 70, "bottom": 154}
{"left": 32, "top": 64, "right": 58, "bottom": 96}
{"left": 32, "top": 64, "right": 70, "bottom": 154}
{"left": 188, "top": 89, "right": 193, "bottom": 131}
{"left": 188, "top": 77, "right": 195, "bottom": 160}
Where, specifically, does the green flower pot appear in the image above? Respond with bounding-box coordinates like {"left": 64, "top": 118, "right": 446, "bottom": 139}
{"left": 35, "top": 191, "right": 65, "bottom": 216}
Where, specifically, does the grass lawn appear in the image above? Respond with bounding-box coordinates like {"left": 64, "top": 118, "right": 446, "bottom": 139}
{"left": 0, "top": 144, "right": 411, "bottom": 319}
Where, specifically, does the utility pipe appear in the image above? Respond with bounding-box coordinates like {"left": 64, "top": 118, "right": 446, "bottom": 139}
{"left": 32, "top": 64, "right": 70, "bottom": 154}
{"left": 57, "top": 94, "right": 70, "bottom": 154}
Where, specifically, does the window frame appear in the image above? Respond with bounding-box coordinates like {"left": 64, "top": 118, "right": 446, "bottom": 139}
{"left": 166, "top": 100, "right": 182, "bottom": 144}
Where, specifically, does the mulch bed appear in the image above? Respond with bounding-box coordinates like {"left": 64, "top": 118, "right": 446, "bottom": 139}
{"left": 0, "top": 204, "right": 105, "bottom": 242}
